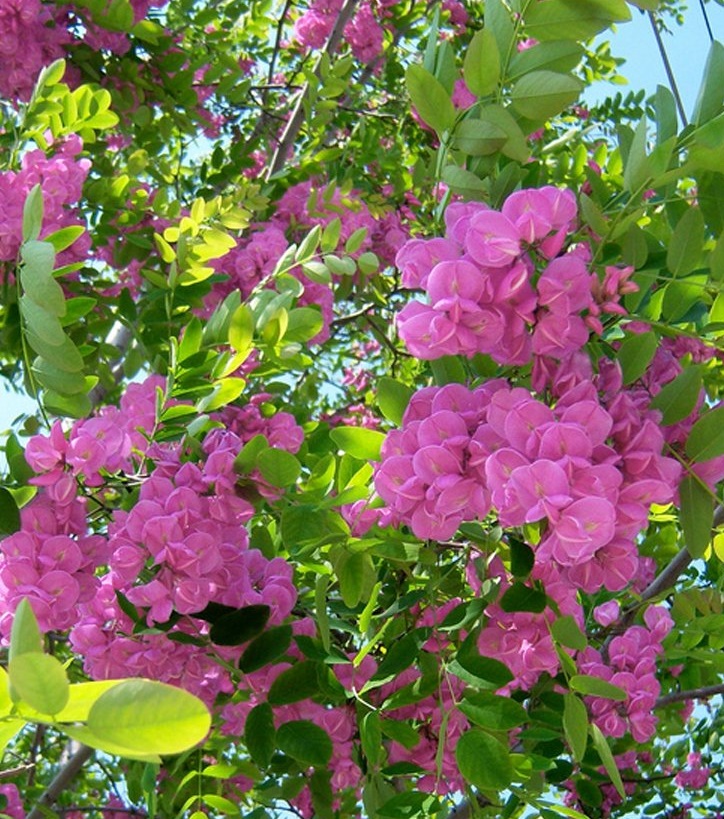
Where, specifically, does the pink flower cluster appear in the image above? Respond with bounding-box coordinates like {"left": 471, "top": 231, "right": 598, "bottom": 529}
{"left": 396, "top": 188, "right": 637, "bottom": 366}
{"left": 374, "top": 377, "right": 680, "bottom": 592}
{"left": 675, "top": 752, "right": 712, "bottom": 790}
{"left": 0, "top": 135, "right": 91, "bottom": 263}
{"left": 0, "top": 491, "right": 109, "bottom": 637}
{"left": 0, "top": 783, "right": 24, "bottom": 819}
{"left": 293, "top": 0, "right": 385, "bottom": 63}
{"left": 578, "top": 605, "right": 674, "bottom": 742}
{"left": 475, "top": 560, "right": 581, "bottom": 692}
{"left": 0, "top": 0, "right": 70, "bottom": 101}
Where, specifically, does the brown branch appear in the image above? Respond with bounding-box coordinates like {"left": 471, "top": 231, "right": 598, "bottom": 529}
{"left": 656, "top": 683, "right": 724, "bottom": 709}
{"left": 265, "top": 0, "right": 361, "bottom": 180}
{"left": 26, "top": 744, "right": 94, "bottom": 819}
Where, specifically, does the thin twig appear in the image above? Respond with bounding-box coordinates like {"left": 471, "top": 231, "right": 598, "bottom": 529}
{"left": 647, "top": 11, "right": 688, "bottom": 127}
{"left": 698, "top": 0, "right": 714, "bottom": 42}
{"left": 265, "top": 0, "right": 361, "bottom": 180}
{"left": 657, "top": 683, "right": 724, "bottom": 709}
{"left": 27, "top": 744, "right": 94, "bottom": 819}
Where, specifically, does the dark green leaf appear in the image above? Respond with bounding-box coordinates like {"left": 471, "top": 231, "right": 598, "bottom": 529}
{"left": 360, "top": 710, "right": 383, "bottom": 768}
{"left": 649, "top": 366, "right": 702, "bottom": 425}
{"left": 277, "top": 720, "right": 332, "bottom": 767}
{"left": 617, "top": 330, "right": 657, "bottom": 385}
{"left": 456, "top": 729, "right": 513, "bottom": 791}
{"left": 667, "top": 207, "right": 705, "bottom": 276}
{"left": 209, "top": 604, "right": 270, "bottom": 646}
{"left": 678, "top": 474, "right": 714, "bottom": 558}
{"left": 245, "top": 702, "right": 275, "bottom": 767}
{"left": 509, "top": 539, "right": 534, "bottom": 578}
{"left": 569, "top": 675, "right": 627, "bottom": 701}
{"left": 590, "top": 724, "right": 625, "bottom": 798}
{"left": 0, "top": 488, "right": 21, "bottom": 538}
{"left": 499, "top": 582, "right": 547, "bottom": 613}
{"left": 686, "top": 406, "right": 724, "bottom": 462}
{"left": 239, "top": 625, "right": 293, "bottom": 673}
{"left": 563, "top": 693, "right": 588, "bottom": 763}
{"left": 551, "top": 615, "right": 587, "bottom": 651}
{"left": 256, "top": 448, "right": 301, "bottom": 486}
{"left": 268, "top": 661, "right": 322, "bottom": 705}
{"left": 459, "top": 691, "right": 527, "bottom": 730}
{"left": 377, "top": 377, "right": 413, "bottom": 426}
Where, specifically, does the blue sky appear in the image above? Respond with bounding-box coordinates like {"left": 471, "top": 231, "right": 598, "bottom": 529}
{"left": 1, "top": 3, "right": 722, "bottom": 432}
{"left": 587, "top": 2, "right": 724, "bottom": 113}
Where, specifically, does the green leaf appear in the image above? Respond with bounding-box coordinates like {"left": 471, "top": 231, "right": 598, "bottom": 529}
{"left": 563, "top": 693, "right": 588, "bottom": 763}
{"left": 678, "top": 474, "right": 714, "bottom": 558}
{"left": 9, "top": 599, "right": 43, "bottom": 662}
{"left": 551, "top": 615, "right": 587, "bottom": 651}
{"left": 406, "top": 64, "right": 456, "bottom": 134}
{"left": 295, "top": 224, "right": 322, "bottom": 261}
{"left": 693, "top": 40, "right": 724, "bottom": 125}
{"left": 201, "top": 795, "right": 240, "bottom": 816}
{"left": 256, "top": 448, "right": 301, "bottom": 486}
{"left": 686, "top": 406, "right": 724, "bottom": 462}
{"left": 524, "top": 0, "right": 631, "bottom": 42}
{"left": 499, "top": 582, "right": 547, "bottom": 613}
{"left": 209, "top": 604, "right": 271, "bottom": 646}
{"left": 277, "top": 720, "right": 333, "bottom": 767}
{"left": 463, "top": 28, "right": 500, "bottom": 97}
{"left": 569, "top": 675, "right": 627, "bottom": 701}
{"left": 371, "top": 634, "right": 419, "bottom": 683}
{"left": 510, "top": 71, "right": 582, "bottom": 121}
{"left": 478, "top": 105, "right": 530, "bottom": 162}
{"left": 233, "top": 434, "right": 269, "bottom": 474}
{"left": 50, "top": 680, "right": 122, "bottom": 722}
{"left": 508, "top": 41, "right": 584, "bottom": 80}
{"left": 43, "top": 389, "right": 92, "bottom": 419}
{"left": 509, "top": 538, "right": 534, "bottom": 578}
{"left": 25, "top": 331, "right": 84, "bottom": 372}
{"left": 458, "top": 691, "right": 527, "bottom": 730}
{"left": 456, "top": 729, "right": 513, "bottom": 791}
{"left": 245, "top": 702, "right": 275, "bottom": 767}
{"left": 8, "top": 653, "right": 69, "bottom": 715}
{"left": 360, "top": 711, "right": 383, "bottom": 768}
{"left": 332, "top": 548, "right": 375, "bottom": 608}
{"left": 667, "top": 206, "right": 705, "bottom": 278}
{"left": 32, "top": 357, "right": 87, "bottom": 395}
{"left": 617, "top": 330, "right": 657, "bottom": 385}
{"left": 649, "top": 366, "right": 702, "bottom": 425}
{"left": 239, "top": 625, "right": 293, "bottom": 673}
{"left": 452, "top": 118, "right": 508, "bottom": 156}
{"left": 450, "top": 634, "right": 513, "bottom": 688}
{"left": 268, "top": 661, "right": 322, "bottom": 705}
{"left": 622, "top": 118, "right": 648, "bottom": 193}
{"left": 20, "top": 241, "right": 63, "bottom": 316}
{"left": 329, "top": 426, "right": 385, "bottom": 460}
{"left": 22, "top": 185, "right": 44, "bottom": 242}
{"left": 63, "top": 725, "right": 160, "bottom": 763}
{"left": 0, "top": 488, "right": 21, "bottom": 539}
{"left": 590, "top": 723, "right": 625, "bottom": 798}
{"left": 228, "top": 304, "right": 254, "bottom": 355}
{"left": 86, "top": 679, "right": 211, "bottom": 755}
{"left": 655, "top": 84, "right": 678, "bottom": 145}
{"left": 484, "top": 0, "right": 515, "bottom": 59}
{"left": 43, "top": 225, "right": 85, "bottom": 253}
{"left": 376, "top": 377, "right": 413, "bottom": 426}
{"left": 441, "top": 165, "right": 486, "bottom": 196}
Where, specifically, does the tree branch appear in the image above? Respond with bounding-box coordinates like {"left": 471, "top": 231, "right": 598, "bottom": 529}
{"left": 657, "top": 683, "right": 724, "bottom": 709}
{"left": 265, "top": 0, "right": 360, "bottom": 180}
{"left": 26, "top": 744, "right": 94, "bottom": 819}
